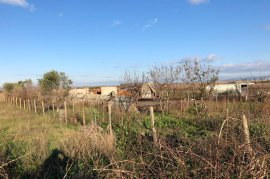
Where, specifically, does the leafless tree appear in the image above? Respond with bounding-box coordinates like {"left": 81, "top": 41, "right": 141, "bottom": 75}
{"left": 120, "top": 70, "right": 148, "bottom": 111}
{"left": 14, "top": 79, "right": 38, "bottom": 100}
{"left": 180, "top": 58, "right": 219, "bottom": 99}
{"left": 3, "top": 79, "right": 38, "bottom": 100}
{"left": 148, "top": 64, "right": 181, "bottom": 98}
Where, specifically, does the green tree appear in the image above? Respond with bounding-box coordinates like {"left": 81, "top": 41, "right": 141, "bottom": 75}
{"left": 3, "top": 83, "right": 16, "bottom": 94}
{"left": 17, "top": 79, "right": 33, "bottom": 88}
{"left": 38, "top": 70, "right": 72, "bottom": 103}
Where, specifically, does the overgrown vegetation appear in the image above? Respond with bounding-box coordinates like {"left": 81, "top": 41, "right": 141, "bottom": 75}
{"left": 38, "top": 70, "right": 73, "bottom": 105}
{"left": 0, "top": 91, "right": 269, "bottom": 178}
{"left": 1, "top": 66, "right": 270, "bottom": 178}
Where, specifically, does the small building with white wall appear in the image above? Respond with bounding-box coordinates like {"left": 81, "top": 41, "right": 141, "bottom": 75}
{"left": 206, "top": 82, "right": 255, "bottom": 95}
{"left": 100, "top": 86, "right": 118, "bottom": 96}
{"left": 69, "top": 88, "right": 89, "bottom": 98}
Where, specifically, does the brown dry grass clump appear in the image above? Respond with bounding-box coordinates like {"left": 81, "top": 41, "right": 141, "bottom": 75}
{"left": 61, "top": 123, "right": 115, "bottom": 162}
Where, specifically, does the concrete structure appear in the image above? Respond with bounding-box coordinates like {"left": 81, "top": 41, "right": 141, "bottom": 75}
{"left": 206, "top": 82, "right": 255, "bottom": 95}
{"left": 140, "top": 83, "right": 157, "bottom": 99}
{"left": 70, "top": 86, "right": 118, "bottom": 102}
{"left": 101, "top": 86, "right": 118, "bottom": 96}
{"left": 90, "top": 86, "right": 118, "bottom": 96}
{"left": 69, "top": 88, "right": 89, "bottom": 98}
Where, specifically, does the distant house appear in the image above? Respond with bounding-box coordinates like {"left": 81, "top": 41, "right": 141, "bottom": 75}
{"left": 69, "top": 88, "right": 89, "bottom": 98}
{"left": 140, "top": 83, "right": 157, "bottom": 99}
{"left": 90, "top": 86, "right": 118, "bottom": 96}
{"left": 206, "top": 82, "right": 255, "bottom": 96}
{"left": 70, "top": 86, "right": 118, "bottom": 97}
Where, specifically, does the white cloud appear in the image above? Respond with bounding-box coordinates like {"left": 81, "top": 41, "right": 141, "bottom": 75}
{"left": 203, "top": 54, "right": 217, "bottom": 63}
{"left": 142, "top": 18, "right": 159, "bottom": 31}
{"left": 219, "top": 60, "right": 270, "bottom": 73}
{"left": 179, "top": 54, "right": 218, "bottom": 64}
{"left": 265, "top": 25, "right": 270, "bottom": 31}
{"left": 0, "top": 0, "right": 35, "bottom": 11}
{"left": 0, "top": 0, "right": 27, "bottom": 7}
{"left": 188, "top": 0, "right": 209, "bottom": 5}
{"left": 112, "top": 20, "right": 122, "bottom": 26}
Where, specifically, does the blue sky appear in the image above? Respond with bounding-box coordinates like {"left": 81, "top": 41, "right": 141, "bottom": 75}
{"left": 0, "top": 0, "right": 270, "bottom": 86}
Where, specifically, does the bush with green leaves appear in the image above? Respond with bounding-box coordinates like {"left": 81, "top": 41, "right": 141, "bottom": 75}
{"left": 38, "top": 70, "right": 72, "bottom": 104}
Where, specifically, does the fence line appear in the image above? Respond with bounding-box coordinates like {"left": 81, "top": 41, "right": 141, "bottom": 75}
{"left": 2, "top": 95, "right": 164, "bottom": 146}
{"left": 3, "top": 95, "right": 118, "bottom": 127}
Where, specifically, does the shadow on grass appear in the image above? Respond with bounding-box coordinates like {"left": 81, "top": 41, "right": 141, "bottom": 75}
{"left": 38, "top": 149, "right": 73, "bottom": 178}
{"left": 22, "top": 149, "right": 96, "bottom": 179}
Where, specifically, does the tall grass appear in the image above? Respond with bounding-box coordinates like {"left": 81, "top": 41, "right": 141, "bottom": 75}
{"left": 0, "top": 95, "right": 115, "bottom": 178}
{"left": 0, "top": 93, "right": 269, "bottom": 178}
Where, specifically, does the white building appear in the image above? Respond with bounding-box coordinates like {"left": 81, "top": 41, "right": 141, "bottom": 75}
{"left": 100, "top": 86, "right": 118, "bottom": 96}
{"left": 69, "top": 88, "right": 89, "bottom": 98}
{"left": 206, "top": 82, "right": 255, "bottom": 95}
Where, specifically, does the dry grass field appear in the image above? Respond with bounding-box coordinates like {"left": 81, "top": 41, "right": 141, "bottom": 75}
{"left": 0, "top": 89, "right": 270, "bottom": 178}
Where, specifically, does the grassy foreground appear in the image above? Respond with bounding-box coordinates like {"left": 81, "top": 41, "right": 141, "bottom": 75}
{"left": 0, "top": 101, "right": 76, "bottom": 177}
{"left": 0, "top": 93, "right": 270, "bottom": 178}
{"left": 0, "top": 96, "right": 114, "bottom": 178}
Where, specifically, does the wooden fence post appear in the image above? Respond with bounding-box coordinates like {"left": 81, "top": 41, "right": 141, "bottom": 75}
{"left": 52, "top": 101, "right": 55, "bottom": 118}
{"left": 34, "top": 99, "right": 37, "bottom": 114}
{"left": 19, "top": 98, "right": 22, "bottom": 108}
{"left": 150, "top": 106, "right": 158, "bottom": 146}
{"left": 82, "top": 99, "right": 86, "bottom": 125}
{"left": 64, "top": 101, "right": 68, "bottom": 123}
{"left": 243, "top": 115, "right": 253, "bottom": 155}
{"left": 108, "top": 103, "right": 113, "bottom": 136}
{"left": 42, "top": 101, "right": 45, "bottom": 115}
{"left": 28, "top": 99, "right": 31, "bottom": 111}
